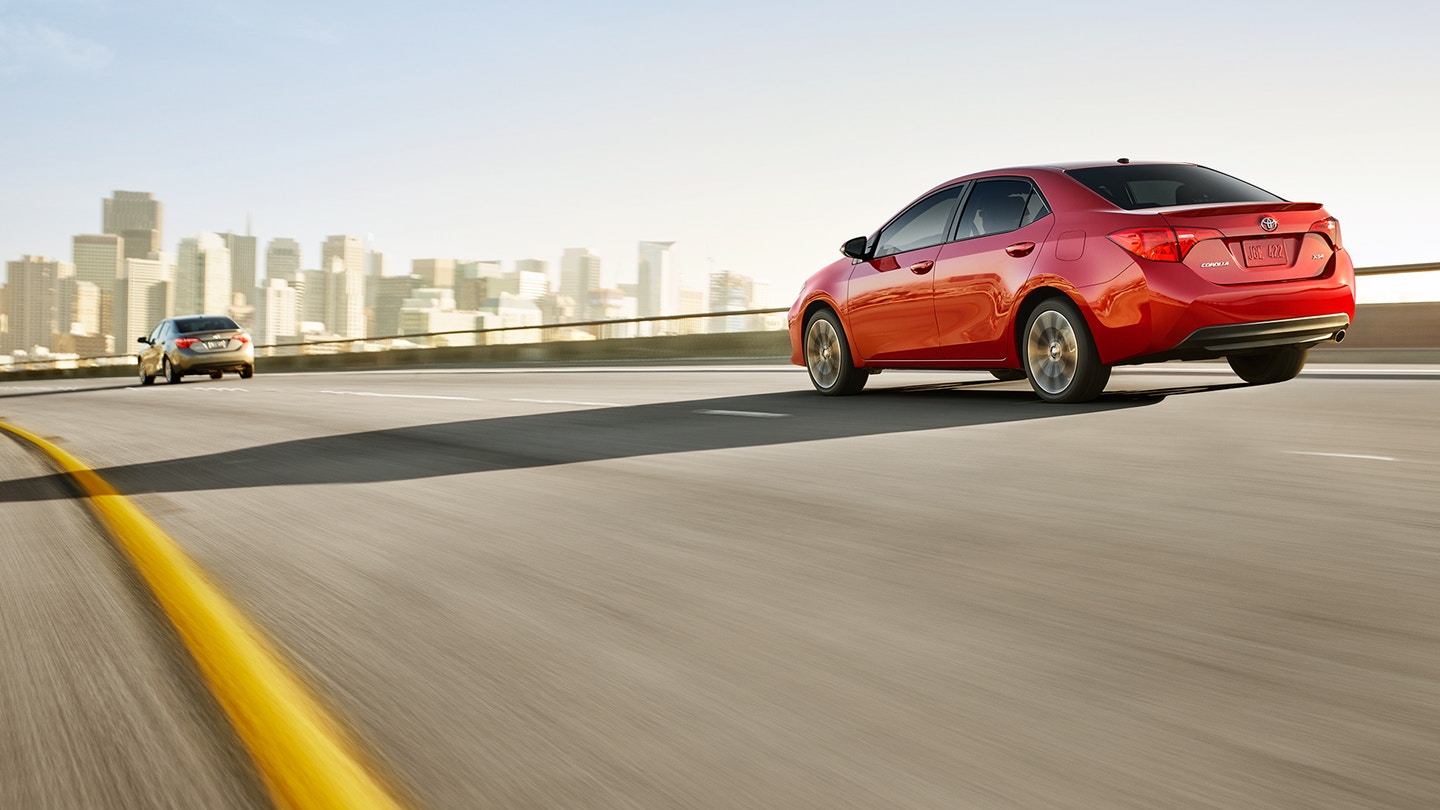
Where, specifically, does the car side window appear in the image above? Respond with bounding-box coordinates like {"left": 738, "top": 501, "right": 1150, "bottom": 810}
{"left": 872, "top": 185, "right": 964, "bottom": 258}
{"left": 954, "top": 179, "right": 1048, "bottom": 239}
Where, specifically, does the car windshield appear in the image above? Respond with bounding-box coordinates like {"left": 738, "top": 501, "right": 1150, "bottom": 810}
{"left": 175, "top": 317, "right": 239, "bottom": 334}
{"left": 1066, "top": 164, "right": 1284, "bottom": 210}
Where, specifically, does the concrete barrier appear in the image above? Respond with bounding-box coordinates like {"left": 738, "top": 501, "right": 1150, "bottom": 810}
{"left": 3, "top": 302, "right": 1436, "bottom": 383}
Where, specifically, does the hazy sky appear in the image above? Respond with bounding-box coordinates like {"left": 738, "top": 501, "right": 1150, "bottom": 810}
{"left": 2, "top": 0, "right": 1436, "bottom": 302}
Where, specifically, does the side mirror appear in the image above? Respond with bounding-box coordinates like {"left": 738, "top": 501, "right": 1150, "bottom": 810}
{"left": 840, "top": 236, "right": 870, "bottom": 260}
{"left": 137, "top": 336, "right": 150, "bottom": 345}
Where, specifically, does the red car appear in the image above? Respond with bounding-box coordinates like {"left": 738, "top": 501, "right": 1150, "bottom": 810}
{"left": 788, "top": 160, "right": 1355, "bottom": 402}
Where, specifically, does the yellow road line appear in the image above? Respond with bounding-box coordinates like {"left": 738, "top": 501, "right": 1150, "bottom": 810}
{"left": 0, "top": 422, "right": 407, "bottom": 810}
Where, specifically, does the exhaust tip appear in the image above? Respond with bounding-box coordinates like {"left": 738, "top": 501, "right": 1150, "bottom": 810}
{"left": 1334, "top": 329, "right": 1347, "bottom": 344}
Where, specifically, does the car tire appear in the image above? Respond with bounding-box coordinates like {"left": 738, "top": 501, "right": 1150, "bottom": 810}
{"left": 804, "top": 309, "right": 867, "bottom": 396}
{"left": 1022, "top": 298, "right": 1110, "bottom": 403}
{"left": 164, "top": 357, "right": 183, "bottom": 384}
{"left": 138, "top": 358, "right": 155, "bottom": 386}
{"left": 209, "top": 371, "right": 223, "bottom": 380}
{"left": 989, "top": 369, "right": 1027, "bottom": 382}
{"left": 239, "top": 365, "right": 254, "bottom": 379}
{"left": 1227, "top": 346, "right": 1308, "bottom": 385}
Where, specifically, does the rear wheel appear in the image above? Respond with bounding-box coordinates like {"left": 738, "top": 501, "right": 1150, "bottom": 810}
{"left": 1227, "top": 346, "right": 1308, "bottom": 384}
{"left": 138, "top": 358, "right": 155, "bottom": 386}
{"left": 164, "top": 357, "right": 183, "bottom": 384}
{"left": 239, "top": 365, "right": 254, "bottom": 379}
{"left": 1023, "top": 298, "right": 1110, "bottom": 403}
{"left": 804, "top": 310, "right": 867, "bottom": 396}
{"left": 208, "top": 371, "right": 223, "bottom": 380}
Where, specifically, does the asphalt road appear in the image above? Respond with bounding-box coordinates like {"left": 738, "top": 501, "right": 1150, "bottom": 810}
{"left": 2, "top": 365, "right": 1439, "bottom": 809}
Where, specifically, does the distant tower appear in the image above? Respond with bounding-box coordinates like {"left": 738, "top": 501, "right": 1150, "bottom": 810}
{"left": 321, "top": 235, "right": 366, "bottom": 338}
{"left": 3, "top": 255, "right": 74, "bottom": 354}
{"left": 176, "top": 234, "right": 233, "bottom": 315}
{"left": 636, "top": 241, "right": 678, "bottom": 319}
{"left": 220, "top": 232, "right": 258, "bottom": 304}
{"left": 72, "top": 234, "right": 124, "bottom": 338}
{"left": 102, "top": 191, "right": 163, "bottom": 261}
{"left": 560, "top": 248, "right": 601, "bottom": 320}
{"left": 266, "top": 237, "right": 302, "bottom": 283}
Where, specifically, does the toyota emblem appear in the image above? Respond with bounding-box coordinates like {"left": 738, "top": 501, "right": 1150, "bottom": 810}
{"left": 1260, "top": 216, "right": 1279, "bottom": 232}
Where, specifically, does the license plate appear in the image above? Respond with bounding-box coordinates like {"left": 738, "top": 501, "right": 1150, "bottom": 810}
{"left": 206, "top": 340, "right": 227, "bottom": 349}
{"left": 1241, "top": 239, "right": 1288, "bottom": 268}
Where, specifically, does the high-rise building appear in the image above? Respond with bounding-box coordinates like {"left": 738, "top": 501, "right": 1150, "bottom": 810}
{"left": 320, "top": 235, "right": 366, "bottom": 339}
{"left": 117, "top": 257, "right": 174, "bottom": 343}
{"left": 256, "top": 278, "right": 298, "bottom": 345}
{"left": 636, "top": 241, "right": 678, "bottom": 319}
{"left": 102, "top": 191, "right": 163, "bottom": 261}
{"left": 266, "top": 237, "right": 302, "bottom": 283}
{"left": 708, "top": 270, "right": 758, "bottom": 333}
{"left": 220, "top": 232, "right": 258, "bottom": 303}
{"left": 373, "top": 274, "right": 422, "bottom": 337}
{"left": 72, "top": 233, "right": 123, "bottom": 338}
{"left": 560, "top": 248, "right": 601, "bottom": 320}
{"left": 413, "top": 258, "right": 456, "bottom": 289}
{"left": 512, "top": 260, "right": 549, "bottom": 300}
{"left": 3, "top": 255, "right": 74, "bottom": 354}
{"left": 176, "top": 234, "right": 232, "bottom": 315}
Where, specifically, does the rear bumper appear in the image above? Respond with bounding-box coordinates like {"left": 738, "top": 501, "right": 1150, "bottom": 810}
{"left": 173, "top": 348, "right": 253, "bottom": 373}
{"left": 1126, "top": 313, "right": 1350, "bottom": 363}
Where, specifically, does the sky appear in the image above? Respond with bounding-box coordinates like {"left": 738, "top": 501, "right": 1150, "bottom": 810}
{"left": 2, "top": 0, "right": 1437, "bottom": 304}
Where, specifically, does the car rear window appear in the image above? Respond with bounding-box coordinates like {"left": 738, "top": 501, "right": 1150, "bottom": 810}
{"left": 1066, "top": 164, "right": 1284, "bottom": 210}
{"left": 176, "top": 316, "right": 239, "bottom": 333}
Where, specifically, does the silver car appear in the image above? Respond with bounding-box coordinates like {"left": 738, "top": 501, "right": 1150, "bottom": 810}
{"left": 137, "top": 315, "right": 255, "bottom": 385}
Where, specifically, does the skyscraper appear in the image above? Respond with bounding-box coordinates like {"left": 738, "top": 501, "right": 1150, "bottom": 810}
{"left": 3, "top": 255, "right": 74, "bottom": 354}
{"left": 266, "top": 237, "right": 302, "bottom": 283}
{"left": 256, "top": 279, "right": 298, "bottom": 345}
{"left": 102, "top": 191, "right": 163, "bottom": 261}
{"left": 637, "top": 240, "right": 678, "bottom": 320}
{"left": 117, "top": 257, "right": 174, "bottom": 343}
{"left": 412, "top": 258, "right": 456, "bottom": 289}
{"left": 176, "top": 234, "right": 233, "bottom": 315}
{"left": 220, "top": 232, "right": 258, "bottom": 303}
{"left": 321, "top": 236, "right": 366, "bottom": 338}
{"left": 72, "top": 233, "right": 123, "bottom": 338}
{"left": 560, "top": 248, "right": 601, "bottom": 320}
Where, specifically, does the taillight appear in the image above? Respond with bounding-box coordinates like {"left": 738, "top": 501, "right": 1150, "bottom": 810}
{"left": 235, "top": 334, "right": 251, "bottom": 343}
{"left": 1108, "top": 226, "right": 1223, "bottom": 262}
{"left": 1310, "top": 217, "right": 1343, "bottom": 250}
{"left": 175, "top": 337, "right": 198, "bottom": 348}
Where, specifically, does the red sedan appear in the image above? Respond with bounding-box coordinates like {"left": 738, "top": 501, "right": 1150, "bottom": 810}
{"left": 788, "top": 160, "right": 1355, "bottom": 402}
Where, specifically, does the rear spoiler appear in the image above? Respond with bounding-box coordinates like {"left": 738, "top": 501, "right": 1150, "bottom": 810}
{"left": 1164, "top": 201, "right": 1324, "bottom": 217}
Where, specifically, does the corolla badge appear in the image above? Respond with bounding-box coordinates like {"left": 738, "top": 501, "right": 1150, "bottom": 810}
{"left": 1260, "top": 216, "right": 1279, "bottom": 232}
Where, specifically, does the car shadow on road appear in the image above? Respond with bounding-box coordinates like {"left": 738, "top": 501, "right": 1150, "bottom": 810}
{"left": 0, "top": 381, "right": 1239, "bottom": 502}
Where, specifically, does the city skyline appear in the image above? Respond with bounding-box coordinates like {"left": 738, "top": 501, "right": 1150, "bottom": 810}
{"left": 1, "top": 1, "right": 1435, "bottom": 302}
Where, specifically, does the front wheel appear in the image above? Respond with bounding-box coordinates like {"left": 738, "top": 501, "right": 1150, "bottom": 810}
{"left": 1023, "top": 298, "right": 1110, "bottom": 403}
{"left": 804, "top": 310, "right": 868, "bottom": 396}
{"left": 138, "top": 358, "right": 155, "bottom": 386}
{"left": 1227, "top": 346, "right": 1307, "bottom": 384}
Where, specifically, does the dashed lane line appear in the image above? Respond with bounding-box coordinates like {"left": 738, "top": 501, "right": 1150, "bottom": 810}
{"left": 0, "top": 421, "right": 407, "bottom": 810}
{"left": 319, "top": 390, "right": 485, "bottom": 402}
{"left": 695, "top": 409, "right": 791, "bottom": 418}
{"left": 1285, "top": 451, "right": 1398, "bottom": 462}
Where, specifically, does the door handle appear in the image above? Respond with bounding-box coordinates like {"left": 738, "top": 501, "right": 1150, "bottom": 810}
{"left": 909, "top": 260, "right": 934, "bottom": 274}
{"left": 1005, "top": 241, "right": 1036, "bottom": 258}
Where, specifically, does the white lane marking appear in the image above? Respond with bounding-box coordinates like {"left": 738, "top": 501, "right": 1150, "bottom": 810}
{"left": 695, "top": 409, "right": 791, "bottom": 418}
{"left": 0, "top": 386, "right": 78, "bottom": 391}
{"left": 318, "top": 390, "right": 485, "bottom": 402}
{"left": 510, "top": 398, "right": 624, "bottom": 407}
{"left": 1285, "top": 451, "right": 1397, "bottom": 461}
